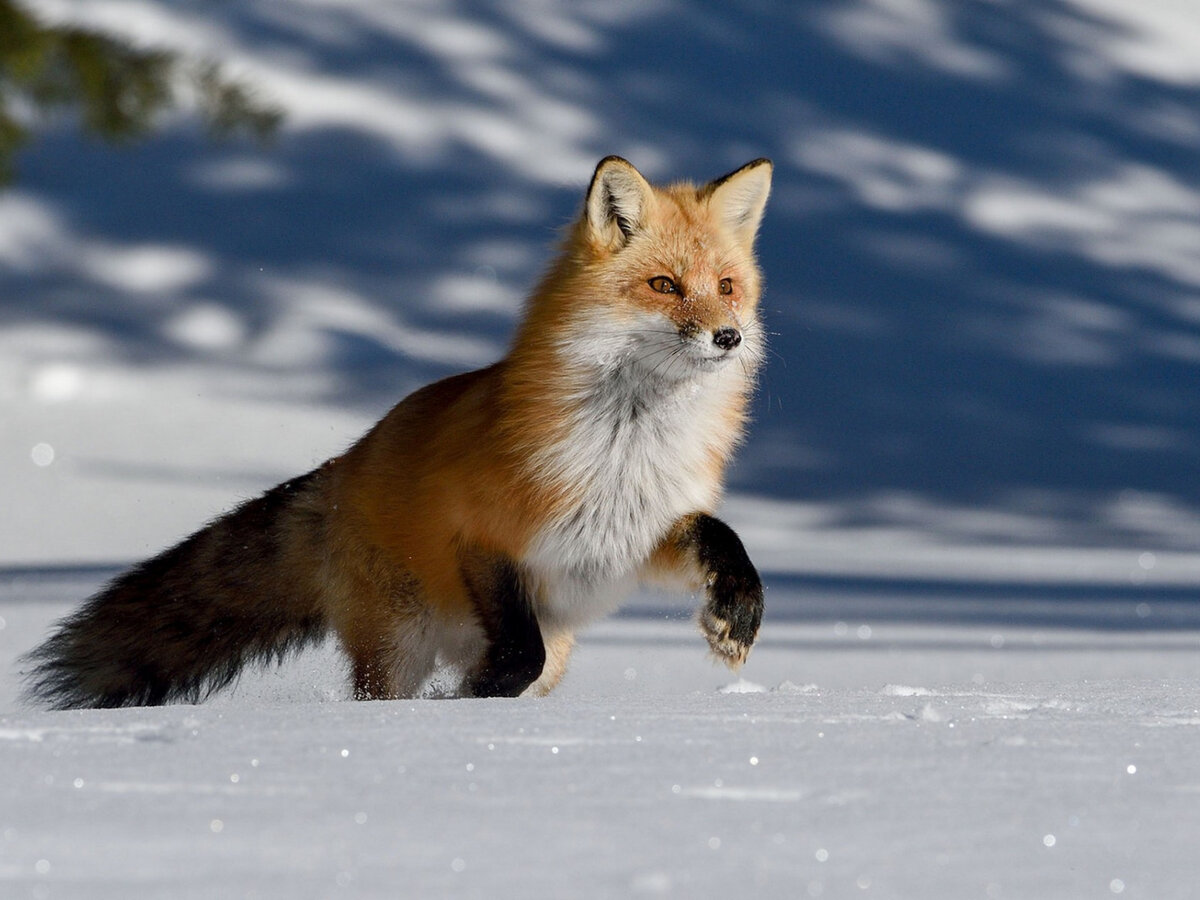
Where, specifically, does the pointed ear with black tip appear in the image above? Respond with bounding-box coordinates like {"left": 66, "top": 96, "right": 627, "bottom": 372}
{"left": 585, "top": 156, "right": 655, "bottom": 249}
{"left": 706, "top": 158, "right": 773, "bottom": 246}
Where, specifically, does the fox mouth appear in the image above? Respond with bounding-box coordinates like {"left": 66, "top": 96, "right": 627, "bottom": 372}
{"left": 688, "top": 343, "right": 740, "bottom": 365}
{"left": 679, "top": 329, "right": 743, "bottom": 366}
{"left": 631, "top": 326, "right": 747, "bottom": 381}
{"left": 566, "top": 312, "right": 748, "bottom": 381}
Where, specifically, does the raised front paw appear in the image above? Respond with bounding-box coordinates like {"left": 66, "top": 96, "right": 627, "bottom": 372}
{"left": 699, "top": 574, "right": 763, "bottom": 670}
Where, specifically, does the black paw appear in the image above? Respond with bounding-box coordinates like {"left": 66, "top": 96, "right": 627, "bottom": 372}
{"left": 700, "top": 571, "right": 763, "bottom": 670}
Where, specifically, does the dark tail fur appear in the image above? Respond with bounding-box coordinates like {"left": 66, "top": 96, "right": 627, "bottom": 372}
{"left": 22, "top": 469, "right": 332, "bottom": 709}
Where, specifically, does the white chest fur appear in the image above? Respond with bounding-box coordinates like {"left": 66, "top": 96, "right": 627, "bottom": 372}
{"left": 523, "top": 355, "right": 743, "bottom": 628}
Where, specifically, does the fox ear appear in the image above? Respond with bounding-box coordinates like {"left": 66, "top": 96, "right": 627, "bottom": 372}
{"left": 706, "top": 158, "right": 773, "bottom": 246}
{"left": 586, "top": 156, "right": 654, "bottom": 248}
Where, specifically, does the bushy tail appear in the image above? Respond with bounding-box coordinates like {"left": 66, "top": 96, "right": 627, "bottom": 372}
{"left": 22, "top": 470, "right": 332, "bottom": 709}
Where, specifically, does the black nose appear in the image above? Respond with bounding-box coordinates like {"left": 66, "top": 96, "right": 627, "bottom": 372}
{"left": 712, "top": 327, "right": 742, "bottom": 351}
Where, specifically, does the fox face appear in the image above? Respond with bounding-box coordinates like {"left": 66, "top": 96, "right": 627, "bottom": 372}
{"left": 532, "top": 157, "right": 772, "bottom": 385}
{"left": 621, "top": 253, "right": 752, "bottom": 379}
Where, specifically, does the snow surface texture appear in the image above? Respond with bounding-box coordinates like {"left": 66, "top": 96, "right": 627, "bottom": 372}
{"left": 3, "top": 0, "right": 1200, "bottom": 897}
{"left": 4, "top": 577, "right": 1200, "bottom": 899}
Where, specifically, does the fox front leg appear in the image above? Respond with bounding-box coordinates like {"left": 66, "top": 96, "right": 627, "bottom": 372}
{"left": 459, "top": 548, "right": 546, "bottom": 697}
{"left": 654, "top": 513, "right": 764, "bottom": 668}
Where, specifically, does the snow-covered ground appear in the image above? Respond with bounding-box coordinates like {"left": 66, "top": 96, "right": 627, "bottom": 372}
{"left": 3, "top": 572, "right": 1200, "bottom": 900}
{"left": 4, "top": 1, "right": 1200, "bottom": 897}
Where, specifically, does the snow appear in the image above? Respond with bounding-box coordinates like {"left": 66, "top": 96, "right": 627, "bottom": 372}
{"left": 4, "top": 0, "right": 1200, "bottom": 897}
{"left": 4, "top": 574, "right": 1199, "bottom": 898}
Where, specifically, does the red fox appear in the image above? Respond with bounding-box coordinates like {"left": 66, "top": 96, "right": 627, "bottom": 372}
{"left": 23, "top": 156, "right": 772, "bottom": 707}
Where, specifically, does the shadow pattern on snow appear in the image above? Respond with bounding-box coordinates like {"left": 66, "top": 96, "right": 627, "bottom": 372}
{"left": 4, "top": 1, "right": 1200, "bottom": 553}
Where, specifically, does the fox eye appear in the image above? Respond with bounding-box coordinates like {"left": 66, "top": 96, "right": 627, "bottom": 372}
{"left": 719, "top": 278, "right": 733, "bottom": 295}
{"left": 648, "top": 276, "right": 677, "bottom": 294}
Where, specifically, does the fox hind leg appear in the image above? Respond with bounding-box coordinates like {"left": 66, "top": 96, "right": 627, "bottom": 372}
{"left": 349, "top": 643, "right": 393, "bottom": 701}
{"left": 346, "top": 614, "right": 438, "bottom": 701}
{"left": 338, "top": 572, "right": 438, "bottom": 700}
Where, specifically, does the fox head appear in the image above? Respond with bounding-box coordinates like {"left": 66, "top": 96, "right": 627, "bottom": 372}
{"left": 523, "top": 157, "right": 772, "bottom": 385}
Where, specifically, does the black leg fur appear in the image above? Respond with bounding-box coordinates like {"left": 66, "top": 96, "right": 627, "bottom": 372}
{"left": 678, "top": 513, "right": 764, "bottom": 666}
{"left": 460, "top": 549, "right": 545, "bottom": 698}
